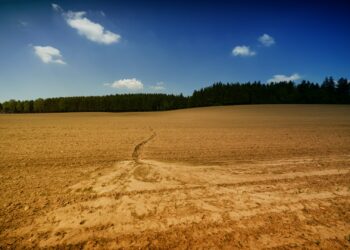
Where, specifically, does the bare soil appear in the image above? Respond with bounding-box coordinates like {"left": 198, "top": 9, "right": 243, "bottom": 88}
{"left": 0, "top": 105, "right": 350, "bottom": 249}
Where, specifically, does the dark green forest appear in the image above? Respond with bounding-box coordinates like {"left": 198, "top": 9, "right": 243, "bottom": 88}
{"left": 1, "top": 77, "right": 349, "bottom": 113}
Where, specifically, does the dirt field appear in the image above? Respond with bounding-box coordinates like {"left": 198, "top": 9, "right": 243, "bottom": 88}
{"left": 0, "top": 105, "right": 350, "bottom": 249}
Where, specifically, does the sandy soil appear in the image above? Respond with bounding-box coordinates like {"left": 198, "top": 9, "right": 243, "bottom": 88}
{"left": 0, "top": 105, "right": 350, "bottom": 249}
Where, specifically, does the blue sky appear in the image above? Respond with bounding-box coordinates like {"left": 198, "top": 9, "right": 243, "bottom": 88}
{"left": 0, "top": 0, "right": 350, "bottom": 102}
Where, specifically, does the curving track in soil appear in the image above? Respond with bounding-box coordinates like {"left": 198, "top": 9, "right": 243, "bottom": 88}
{"left": 132, "top": 128, "right": 156, "bottom": 164}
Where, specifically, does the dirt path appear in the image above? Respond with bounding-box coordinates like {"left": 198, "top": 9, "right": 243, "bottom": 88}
{"left": 132, "top": 128, "right": 156, "bottom": 164}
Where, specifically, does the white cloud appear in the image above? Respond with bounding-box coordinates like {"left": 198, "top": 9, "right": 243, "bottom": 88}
{"left": 232, "top": 45, "right": 256, "bottom": 57}
{"left": 150, "top": 82, "right": 165, "bottom": 91}
{"left": 64, "top": 11, "right": 120, "bottom": 44}
{"left": 52, "top": 3, "right": 120, "bottom": 44}
{"left": 33, "top": 46, "right": 66, "bottom": 64}
{"left": 258, "top": 34, "right": 275, "bottom": 47}
{"left": 108, "top": 78, "right": 144, "bottom": 90}
{"left": 268, "top": 73, "right": 301, "bottom": 83}
{"left": 51, "top": 3, "right": 63, "bottom": 12}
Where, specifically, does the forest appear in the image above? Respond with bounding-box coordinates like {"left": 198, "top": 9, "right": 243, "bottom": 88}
{"left": 1, "top": 77, "right": 349, "bottom": 113}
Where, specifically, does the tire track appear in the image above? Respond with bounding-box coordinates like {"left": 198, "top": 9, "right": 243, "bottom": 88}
{"left": 132, "top": 128, "right": 156, "bottom": 163}
{"left": 85, "top": 129, "right": 157, "bottom": 195}
{"left": 92, "top": 168, "right": 349, "bottom": 199}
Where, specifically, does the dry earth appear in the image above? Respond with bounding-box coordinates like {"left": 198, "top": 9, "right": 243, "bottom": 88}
{"left": 0, "top": 105, "right": 350, "bottom": 249}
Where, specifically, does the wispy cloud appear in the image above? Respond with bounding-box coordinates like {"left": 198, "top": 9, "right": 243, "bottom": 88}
{"left": 51, "top": 3, "right": 63, "bottom": 12}
{"left": 18, "top": 20, "right": 28, "bottom": 27}
{"left": 258, "top": 34, "right": 275, "bottom": 47}
{"left": 65, "top": 11, "right": 120, "bottom": 44}
{"left": 33, "top": 46, "right": 66, "bottom": 64}
{"left": 232, "top": 45, "right": 256, "bottom": 57}
{"left": 150, "top": 82, "right": 165, "bottom": 91}
{"left": 268, "top": 73, "right": 301, "bottom": 83}
{"left": 106, "top": 78, "right": 144, "bottom": 90}
{"left": 52, "top": 3, "right": 120, "bottom": 45}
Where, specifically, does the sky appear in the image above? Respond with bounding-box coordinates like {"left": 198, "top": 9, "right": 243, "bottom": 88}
{"left": 0, "top": 0, "right": 350, "bottom": 102}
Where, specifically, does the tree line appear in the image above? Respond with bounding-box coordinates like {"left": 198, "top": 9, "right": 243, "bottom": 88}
{"left": 0, "top": 94, "right": 188, "bottom": 113}
{"left": 1, "top": 77, "right": 349, "bottom": 113}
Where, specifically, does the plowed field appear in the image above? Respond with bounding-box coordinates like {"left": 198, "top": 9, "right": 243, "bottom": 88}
{"left": 1, "top": 105, "right": 350, "bottom": 249}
